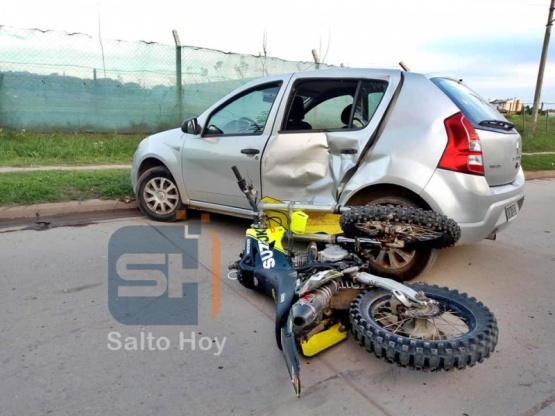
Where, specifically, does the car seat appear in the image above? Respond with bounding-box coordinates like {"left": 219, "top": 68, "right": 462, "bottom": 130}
{"left": 341, "top": 104, "right": 352, "bottom": 128}
{"left": 286, "top": 96, "right": 312, "bottom": 130}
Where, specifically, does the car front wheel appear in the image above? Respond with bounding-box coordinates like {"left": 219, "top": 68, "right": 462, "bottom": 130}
{"left": 136, "top": 166, "right": 182, "bottom": 222}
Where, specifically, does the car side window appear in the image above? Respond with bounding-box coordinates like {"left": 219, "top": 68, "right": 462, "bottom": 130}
{"left": 283, "top": 78, "right": 387, "bottom": 132}
{"left": 351, "top": 81, "right": 387, "bottom": 128}
{"left": 304, "top": 95, "right": 354, "bottom": 130}
{"left": 205, "top": 82, "right": 281, "bottom": 135}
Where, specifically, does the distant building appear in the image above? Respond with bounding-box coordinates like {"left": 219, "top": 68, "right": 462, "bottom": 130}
{"left": 489, "top": 98, "right": 522, "bottom": 114}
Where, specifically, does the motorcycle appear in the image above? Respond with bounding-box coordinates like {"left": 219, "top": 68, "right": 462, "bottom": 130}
{"left": 228, "top": 166, "right": 498, "bottom": 398}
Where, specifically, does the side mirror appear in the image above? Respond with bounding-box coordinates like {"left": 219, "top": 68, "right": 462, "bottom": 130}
{"left": 181, "top": 118, "right": 201, "bottom": 135}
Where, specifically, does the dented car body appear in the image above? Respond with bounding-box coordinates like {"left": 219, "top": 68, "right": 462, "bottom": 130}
{"left": 131, "top": 68, "right": 525, "bottom": 278}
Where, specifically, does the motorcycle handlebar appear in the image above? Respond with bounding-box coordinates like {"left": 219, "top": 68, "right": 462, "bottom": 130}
{"left": 231, "top": 165, "right": 248, "bottom": 193}
{"left": 231, "top": 165, "right": 243, "bottom": 182}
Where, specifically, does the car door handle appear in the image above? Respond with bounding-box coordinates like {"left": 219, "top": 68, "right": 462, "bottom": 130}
{"left": 241, "top": 148, "right": 260, "bottom": 155}
{"left": 340, "top": 148, "right": 358, "bottom": 155}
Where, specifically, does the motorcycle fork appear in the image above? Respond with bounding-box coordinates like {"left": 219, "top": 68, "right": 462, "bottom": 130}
{"left": 354, "top": 272, "right": 430, "bottom": 307}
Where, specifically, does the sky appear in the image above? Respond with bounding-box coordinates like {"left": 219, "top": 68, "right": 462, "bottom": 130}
{"left": 2, "top": 0, "right": 554, "bottom": 104}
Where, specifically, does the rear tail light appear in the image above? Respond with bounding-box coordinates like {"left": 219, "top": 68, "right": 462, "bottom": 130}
{"left": 438, "top": 112, "right": 484, "bottom": 176}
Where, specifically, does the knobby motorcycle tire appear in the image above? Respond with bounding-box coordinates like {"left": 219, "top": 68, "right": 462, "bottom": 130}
{"left": 350, "top": 284, "right": 499, "bottom": 371}
{"left": 339, "top": 205, "right": 461, "bottom": 249}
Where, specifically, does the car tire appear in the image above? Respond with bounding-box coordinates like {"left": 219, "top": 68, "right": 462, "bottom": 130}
{"left": 136, "top": 166, "right": 183, "bottom": 222}
{"left": 355, "top": 195, "right": 438, "bottom": 282}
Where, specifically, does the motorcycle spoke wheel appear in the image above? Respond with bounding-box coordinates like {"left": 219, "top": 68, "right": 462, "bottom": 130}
{"left": 340, "top": 205, "right": 461, "bottom": 249}
{"left": 350, "top": 283, "right": 498, "bottom": 371}
{"left": 356, "top": 221, "right": 445, "bottom": 244}
{"left": 372, "top": 300, "right": 469, "bottom": 340}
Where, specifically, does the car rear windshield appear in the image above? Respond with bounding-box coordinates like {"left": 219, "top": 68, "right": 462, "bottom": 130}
{"left": 431, "top": 77, "right": 506, "bottom": 128}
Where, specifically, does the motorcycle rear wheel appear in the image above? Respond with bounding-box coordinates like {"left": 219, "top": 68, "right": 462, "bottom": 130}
{"left": 350, "top": 283, "right": 498, "bottom": 371}
{"left": 339, "top": 205, "right": 461, "bottom": 250}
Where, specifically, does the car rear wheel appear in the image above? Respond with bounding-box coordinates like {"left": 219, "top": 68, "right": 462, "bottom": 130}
{"left": 354, "top": 195, "right": 438, "bottom": 282}
{"left": 136, "top": 166, "right": 182, "bottom": 222}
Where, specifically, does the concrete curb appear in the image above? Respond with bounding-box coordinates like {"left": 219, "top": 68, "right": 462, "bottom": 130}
{"left": 0, "top": 199, "right": 138, "bottom": 221}
{"left": 524, "top": 170, "right": 555, "bottom": 180}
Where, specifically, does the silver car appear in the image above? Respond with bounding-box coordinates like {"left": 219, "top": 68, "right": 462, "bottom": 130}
{"left": 131, "top": 68, "right": 525, "bottom": 280}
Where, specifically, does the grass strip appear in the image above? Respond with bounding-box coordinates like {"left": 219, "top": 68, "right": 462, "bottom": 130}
{"left": 521, "top": 154, "right": 555, "bottom": 171}
{"left": 1, "top": 115, "right": 555, "bottom": 168}
{"left": 0, "top": 130, "right": 143, "bottom": 166}
{"left": 506, "top": 114, "right": 555, "bottom": 151}
{"left": 0, "top": 169, "right": 133, "bottom": 206}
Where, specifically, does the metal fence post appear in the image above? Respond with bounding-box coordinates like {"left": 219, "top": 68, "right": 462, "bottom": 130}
{"left": 311, "top": 49, "right": 320, "bottom": 70}
{"left": 173, "top": 30, "right": 183, "bottom": 123}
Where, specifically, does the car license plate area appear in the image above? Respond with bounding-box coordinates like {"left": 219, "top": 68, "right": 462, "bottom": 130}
{"left": 505, "top": 203, "right": 518, "bottom": 222}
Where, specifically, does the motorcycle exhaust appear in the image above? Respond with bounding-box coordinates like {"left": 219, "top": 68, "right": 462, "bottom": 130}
{"left": 291, "top": 281, "right": 339, "bottom": 333}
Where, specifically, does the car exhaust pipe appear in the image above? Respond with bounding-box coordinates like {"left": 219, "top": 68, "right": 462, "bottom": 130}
{"left": 486, "top": 232, "right": 497, "bottom": 241}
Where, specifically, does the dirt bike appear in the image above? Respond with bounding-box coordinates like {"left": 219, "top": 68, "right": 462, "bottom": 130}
{"left": 228, "top": 166, "right": 499, "bottom": 398}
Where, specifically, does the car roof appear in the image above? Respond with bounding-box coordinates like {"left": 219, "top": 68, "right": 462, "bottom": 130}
{"left": 240, "top": 67, "right": 407, "bottom": 90}
{"left": 292, "top": 67, "right": 403, "bottom": 78}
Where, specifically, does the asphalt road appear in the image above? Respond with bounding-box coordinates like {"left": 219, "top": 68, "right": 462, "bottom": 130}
{"left": 1, "top": 178, "right": 554, "bottom": 416}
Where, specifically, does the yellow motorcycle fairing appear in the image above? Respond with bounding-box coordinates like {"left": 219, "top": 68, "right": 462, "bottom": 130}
{"left": 261, "top": 196, "right": 342, "bottom": 235}
{"left": 246, "top": 226, "right": 287, "bottom": 253}
{"left": 300, "top": 319, "right": 347, "bottom": 357}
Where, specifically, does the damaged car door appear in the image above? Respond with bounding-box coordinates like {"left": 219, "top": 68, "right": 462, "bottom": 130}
{"left": 261, "top": 72, "right": 401, "bottom": 204}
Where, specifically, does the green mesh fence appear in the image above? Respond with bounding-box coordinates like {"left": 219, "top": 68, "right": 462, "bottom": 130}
{"left": 0, "top": 26, "right": 333, "bottom": 133}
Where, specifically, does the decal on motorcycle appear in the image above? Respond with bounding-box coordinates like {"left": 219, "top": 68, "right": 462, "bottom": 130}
{"left": 258, "top": 241, "right": 276, "bottom": 269}
{"left": 254, "top": 228, "right": 271, "bottom": 242}
{"left": 246, "top": 227, "right": 286, "bottom": 253}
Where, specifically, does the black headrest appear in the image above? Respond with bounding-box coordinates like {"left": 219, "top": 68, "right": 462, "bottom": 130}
{"left": 341, "top": 104, "right": 352, "bottom": 125}
{"left": 289, "top": 96, "right": 305, "bottom": 120}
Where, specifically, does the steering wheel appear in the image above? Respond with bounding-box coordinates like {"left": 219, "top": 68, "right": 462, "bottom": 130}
{"left": 217, "top": 117, "right": 262, "bottom": 134}
{"left": 237, "top": 117, "right": 261, "bottom": 132}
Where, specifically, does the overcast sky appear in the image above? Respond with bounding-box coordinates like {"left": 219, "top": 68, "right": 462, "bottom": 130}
{"left": 2, "top": 0, "right": 554, "bottom": 104}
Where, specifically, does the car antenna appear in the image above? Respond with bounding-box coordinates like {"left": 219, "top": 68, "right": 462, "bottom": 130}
{"left": 399, "top": 61, "right": 411, "bottom": 72}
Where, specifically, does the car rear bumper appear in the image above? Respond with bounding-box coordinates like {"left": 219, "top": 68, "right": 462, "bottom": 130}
{"left": 422, "top": 168, "right": 526, "bottom": 244}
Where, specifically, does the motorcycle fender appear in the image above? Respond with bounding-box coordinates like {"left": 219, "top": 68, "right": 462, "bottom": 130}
{"left": 274, "top": 269, "right": 297, "bottom": 350}
{"left": 281, "top": 314, "right": 301, "bottom": 398}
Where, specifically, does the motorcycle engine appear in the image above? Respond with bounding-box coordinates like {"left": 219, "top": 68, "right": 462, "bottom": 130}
{"left": 291, "top": 243, "right": 359, "bottom": 270}
{"left": 319, "top": 244, "right": 349, "bottom": 262}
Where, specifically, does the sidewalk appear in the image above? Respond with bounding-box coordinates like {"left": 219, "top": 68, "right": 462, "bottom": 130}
{"left": 0, "top": 164, "right": 554, "bottom": 222}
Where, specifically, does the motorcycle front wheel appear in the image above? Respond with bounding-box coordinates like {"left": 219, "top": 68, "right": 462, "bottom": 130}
{"left": 350, "top": 283, "right": 498, "bottom": 371}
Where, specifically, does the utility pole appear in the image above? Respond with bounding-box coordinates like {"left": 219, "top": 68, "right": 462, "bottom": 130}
{"left": 529, "top": 0, "right": 555, "bottom": 137}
